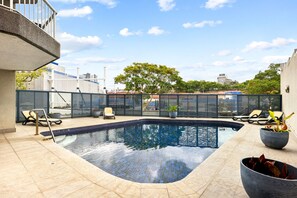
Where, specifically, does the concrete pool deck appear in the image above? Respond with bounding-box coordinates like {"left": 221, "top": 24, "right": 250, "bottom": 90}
{"left": 1, "top": 116, "right": 297, "bottom": 197}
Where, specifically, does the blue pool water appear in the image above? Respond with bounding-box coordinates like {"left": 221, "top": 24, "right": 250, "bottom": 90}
{"left": 54, "top": 120, "right": 242, "bottom": 183}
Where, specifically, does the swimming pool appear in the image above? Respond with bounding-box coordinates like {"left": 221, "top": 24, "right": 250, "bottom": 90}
{"left": 51, "top": 119, "right": 242, "bottom": 183}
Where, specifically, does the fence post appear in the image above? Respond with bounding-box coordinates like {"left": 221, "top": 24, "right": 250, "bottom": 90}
{"left": 35, "top": 112, "right": 39, "bottom": 135}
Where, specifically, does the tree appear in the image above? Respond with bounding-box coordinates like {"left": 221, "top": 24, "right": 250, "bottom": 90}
{"left": 114, "top": 62, "right": 182, "bottom": 94}
{"left": 16, "top": 67, "right": 47, "bottom": 90}
{"left": 243, "top": 64, "right": 280, "bottom": 94}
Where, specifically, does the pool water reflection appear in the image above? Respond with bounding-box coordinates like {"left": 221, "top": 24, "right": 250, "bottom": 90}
{"left": 57, "top": 122, "right": 241, "bottom": 183}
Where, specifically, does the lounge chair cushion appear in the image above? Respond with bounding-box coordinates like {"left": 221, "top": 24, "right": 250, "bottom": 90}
{"left": 21, "top": 110, "right": 62, "bottom": 126}
{"left": 232, "top": 110, "right": 262, "bottom": 121}
{"left": 103, "top": 107, "right": 115, "bottom": 119}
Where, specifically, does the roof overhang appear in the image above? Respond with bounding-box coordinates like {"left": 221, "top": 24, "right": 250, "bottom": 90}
{"left": 0, "top": 6, "right": 60, "bottom": 71}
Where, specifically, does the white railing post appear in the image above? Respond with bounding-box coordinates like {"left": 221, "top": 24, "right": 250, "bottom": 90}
{"left": 2, "top": 0, "right": 57, "bottom": 38}
{"left": 10, "top": 0, "right": 13, "bottom": 10}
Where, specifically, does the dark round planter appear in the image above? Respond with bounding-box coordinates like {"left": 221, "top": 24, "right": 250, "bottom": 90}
{"left": 241, "top": 157, "right": 297, "bottom": 198}
{"left": 93, "top": 110, "right": 101, "bottom": 118}
{"left": 260, "top": 128, "right": 289, "bottom": 149}
{"left": 169, "top": 112, "right": 177, "bottom": 118}
{"left": 49, "top": 113, "right": 61, "bottom": 119}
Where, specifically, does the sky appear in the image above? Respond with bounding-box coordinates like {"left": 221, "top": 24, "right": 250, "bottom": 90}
{"left": 50, "top": 0, "right": 297, "bottom": 91}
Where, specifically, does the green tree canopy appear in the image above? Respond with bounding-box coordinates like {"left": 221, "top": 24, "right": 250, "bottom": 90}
{"left": 16, "top": 67, "right": 46, "bottom": 90}
{"left": 175, "top": 80, "right": 241, "bottom": 93}
{"left": 114, "top": 62, "right": 182, "bottom": 94}
{"left": 243, "top": 64, "right": 280, "bottom": 94}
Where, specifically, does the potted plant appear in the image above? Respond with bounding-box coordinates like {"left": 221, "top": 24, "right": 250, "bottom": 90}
{"left": 260, "top": 111, "right": 294, "bottom": 149}
{"left": 92, "top": 109, "right": 101, "bottom": 118}
{"left": 168, "top": 105, "right": 178, "bottom": 118}
{"left": 240, "top": 154, "right": 297, "bottom": 197}
{"left": 48, "top": 112, "right": 61, "bottom": 119}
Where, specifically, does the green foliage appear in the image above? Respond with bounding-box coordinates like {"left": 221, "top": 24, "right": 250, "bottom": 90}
{"left": 168, "top": 105, "right": 178, "bottom": 112}
{"left": 266, "top": 111, "right": 294, "bottom": 132}
{"left": 243, "top": 64, "right": 280, "bottom": 94}
{"left": 16, "top": 67, "right": 47, "bottom": 90}
{"left": 114, "top": 62, "right": 281, "bottom": 95}
{"left": 175, "top": 80, "right": 241, "bottom": 93}
{"left": 114, "top": 62, "right": 182, "bottom": 94}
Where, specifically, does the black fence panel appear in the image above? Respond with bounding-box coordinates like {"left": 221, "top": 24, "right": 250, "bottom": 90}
{"left": 107, "top": 94, "right": 125, "bottom": 115}
{"left": 16, "top": 90, "right": 282, "bottom": 121}
{"left": 91, "top": 94, "right": 107, "bottom": 113}
{"left": 218, "top": 95, "right": 237, "bottom": 117}
{"left": 237, "top": 95, "right": 282, "bottom": 117}
{"left": 178, "top": 95, "right": 197, "bottom": 117}
{"left": 16, "top": 90, "right": 49, "bottom": 122}
{"left": 125, "top": 95, "right": 142, "bottom": 116}
{"left": 49, "top": 91, "right": 72, "bottom": 118}
{"left": 72, "top": 93, "right": 91, "bottom": 117}
{"left": 159, "top": 95, "right": 178, "bottom": 117}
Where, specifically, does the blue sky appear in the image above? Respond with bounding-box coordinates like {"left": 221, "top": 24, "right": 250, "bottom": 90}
{"left": 51, "top": 0, "right": 297, "bottom": 90}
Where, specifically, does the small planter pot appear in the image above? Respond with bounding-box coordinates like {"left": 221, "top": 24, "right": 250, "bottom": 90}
{"left": 93, "top": 110, "right": 101, "bottom": 118}
{"left": 48, "top": 113, "right": 61, "bottom": 119}
{"left": 260, "top": 128, "right": 289, "bottom": 149}
{"left": 169, "top": 112, "right": 177, "bottom": 118}
{"left": 240, "top": 157, "right": 297, "bottom": 198}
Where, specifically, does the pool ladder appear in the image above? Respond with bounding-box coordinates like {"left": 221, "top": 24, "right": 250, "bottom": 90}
{"left": 32, "top": 109, "right": 56, "bottom": 142}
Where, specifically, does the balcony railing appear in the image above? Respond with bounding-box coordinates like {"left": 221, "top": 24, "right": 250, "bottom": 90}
{"left": 0, "top": 0, "right": 57, "bottom": 38}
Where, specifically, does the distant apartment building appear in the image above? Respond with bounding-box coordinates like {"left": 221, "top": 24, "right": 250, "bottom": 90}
{"left": 26, "top": 62, "right": 105, "bottom": 94}
{"left": 217, "top": 74, "right": 233, "bottom": 85}
{"left": 80, "top": 73, "right": 98, "bottom": 83}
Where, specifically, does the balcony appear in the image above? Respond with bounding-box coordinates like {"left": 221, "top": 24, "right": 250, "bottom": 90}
{"left": 0, "top": 0, "right": 60, "bottom": 71}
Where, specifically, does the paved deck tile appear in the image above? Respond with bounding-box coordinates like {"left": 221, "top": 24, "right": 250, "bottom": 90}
{"left": 0, "top": 116, "right": 296, "bottom": 197}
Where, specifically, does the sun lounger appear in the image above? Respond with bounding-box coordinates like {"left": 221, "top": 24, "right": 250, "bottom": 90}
{"left": 21, "top": 110, "right": 62, "bottom": 126}
{"left": 248, "top": 111, "right": 283, "bottom": 125}
{"left": 103, "top": 107, "right": 115, "bottom": 119}
{"left": 232, "top": 110, "right": 262, "bottom": 122}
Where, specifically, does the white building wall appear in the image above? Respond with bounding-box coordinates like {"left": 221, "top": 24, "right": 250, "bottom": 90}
{"left": 280, "top": 49, "right": 297, "bottom": 137}
{"left": 27, "top": 63, "right": 103, "bottom": 93}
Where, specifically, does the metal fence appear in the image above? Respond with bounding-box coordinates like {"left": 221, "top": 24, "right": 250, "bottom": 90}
{"left": 16, "top": 90, "right": 282, "bottom": 122}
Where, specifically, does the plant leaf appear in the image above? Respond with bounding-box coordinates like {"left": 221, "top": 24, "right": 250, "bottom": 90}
{"left": 264, "top": 161, "right": 280, "bottom": 177}
{"left": 284, "top": 112, "right": 295, "bottom": 121}
{"left": 280, "top": 163, "right": 288, "bottom": 178}
{"left": 259, "top": 154, "right": 266, "bottom": 163}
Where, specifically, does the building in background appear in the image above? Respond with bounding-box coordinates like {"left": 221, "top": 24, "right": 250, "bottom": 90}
{"left": 80, "top": 73, "right": 98, "bottom": 83}
{"left": 217, "top": 74, "right": 233, "bottom": 85}
{"left": 26, "top": 62, "right": 105, "bottom": 94}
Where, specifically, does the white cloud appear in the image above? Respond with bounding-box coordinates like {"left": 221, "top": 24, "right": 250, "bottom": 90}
{"left": 217, "top": 50, "right": 231, "bottom": 56}
{"left": 243, "top": 37, "right": 297, "bottom": 52}
{"left": 212, "top": 61, "right": 228, "bottom": 66}
{"left": 204, "top": 0, "right": 235, "bottom": 9}
{"left": 119, "top": 28, "right": 142, "bottom": 37}
{"left": 262, "top": 56, "right": 289, "bottom": 64}
{"left": 233, "top": 56, "right": 244, "bottom": 62}
{"left": 157, "top": 0, "right": 175, "bottom": 11}
{"left": 58, "top": 6, "right": 92, "bottom": 17}
{"left": 183, "top": 20, "right": 222, "bottom": 28}
{"left": 57, "top": 32, "right": 102, "bottom": 55}
{"left": 51, "top": 0, "right": 117, "bottom": 8}
{"left": 232, "top": 56, "right": 253, "bottom": 64}
{"left": 147, "top": 26, "right": 165, "bottom": 35}
{"left": 76, "top": 57, "right": 126, "bottom": 64}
